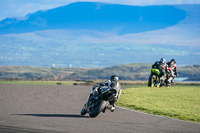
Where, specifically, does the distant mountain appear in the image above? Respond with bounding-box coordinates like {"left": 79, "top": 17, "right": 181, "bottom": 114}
{"left": 0, "top": 64, "right": 200, "bottom": 81}
{"left": 0, "top": 2, "right": 186, "bottom": 35}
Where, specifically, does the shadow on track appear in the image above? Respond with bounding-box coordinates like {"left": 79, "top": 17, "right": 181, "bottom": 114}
{"left": 15, "top": 114, "right": 89, "bottom": 118}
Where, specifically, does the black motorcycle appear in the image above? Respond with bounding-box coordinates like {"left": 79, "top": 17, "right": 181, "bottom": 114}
{"left": 80, "top": 86, "right": 117, "bottom": 118}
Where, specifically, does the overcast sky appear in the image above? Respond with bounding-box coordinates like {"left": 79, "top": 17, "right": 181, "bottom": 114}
{"left": 0, "top": 0, "right": 200, "bottom": 21}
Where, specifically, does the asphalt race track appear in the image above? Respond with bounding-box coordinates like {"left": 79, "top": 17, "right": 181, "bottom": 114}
{"left": 0, "top": 84, "right": 200, "bottom": 133}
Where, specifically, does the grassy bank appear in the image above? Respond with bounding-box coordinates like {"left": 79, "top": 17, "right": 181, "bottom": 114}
{"left": 117, "top": 85, "right": 200, "bottom": 123}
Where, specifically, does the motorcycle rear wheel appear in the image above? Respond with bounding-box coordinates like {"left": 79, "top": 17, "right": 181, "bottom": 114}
{"left": 89, "top": 100, "right": 107, "bottom": 118}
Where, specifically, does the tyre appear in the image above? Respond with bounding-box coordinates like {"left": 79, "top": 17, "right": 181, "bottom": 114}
{"left": 89, "top": 100, "right": 107, "bottom": 118}
{"left": 148, "top": 75, "right": 157, "bottom": 87}
{"left": 148, "top": 75, "right": 152, "bottom": 87}
{"left": 80, "top": 105, "right": 87, "bottom": 116}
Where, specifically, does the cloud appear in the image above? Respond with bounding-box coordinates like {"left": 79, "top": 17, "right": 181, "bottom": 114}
{"left": 0, "top": 0, "right": 200, "bottom": 20}
{"left": 1, "top": 1, "right": 199, "bottom": 46}
{"left": 0, "top": 0, "right": 69, "bottom": 20}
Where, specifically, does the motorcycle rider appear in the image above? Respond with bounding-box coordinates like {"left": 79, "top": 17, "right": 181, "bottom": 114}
{"left": 152, "top": 58, "right": 168, "bottom": 86}
{"left": 97, "top": 75, "right": 121, "bottom": 112}
{"left": 167, "top": 59, "right": 178, "bottom": 83}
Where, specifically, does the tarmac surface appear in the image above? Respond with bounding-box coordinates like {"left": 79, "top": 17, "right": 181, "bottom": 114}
{"left": 0, "top": 84, "right": 200, "bottom": 133}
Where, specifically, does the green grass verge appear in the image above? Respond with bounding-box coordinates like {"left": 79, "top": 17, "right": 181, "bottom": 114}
{"left": 117, "top": 85, "right": 200, "bottom": 123}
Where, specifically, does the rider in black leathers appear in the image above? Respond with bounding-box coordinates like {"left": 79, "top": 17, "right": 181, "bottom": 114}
{"left": 96, "top": 75, "right": 121, "bottom": 112}
{"left": 152, "top": 58, "right": 168, "bottom": 85}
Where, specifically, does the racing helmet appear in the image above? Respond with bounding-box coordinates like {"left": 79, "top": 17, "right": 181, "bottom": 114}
{"left": 171, "top": 59, "right": 176, "bottom": 63}
{"left": 160, "top": 58, "right": 166, "bottom": 63}
{"left": 110, "top": 75, "right": 119, "bottom": 81}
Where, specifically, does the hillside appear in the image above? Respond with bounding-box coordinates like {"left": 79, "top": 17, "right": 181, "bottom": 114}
{"left": 0, "top": 66, "right": 87, "bottom": 80}
{"left": 0, "top": 64, "right": 199, "bottom": 81}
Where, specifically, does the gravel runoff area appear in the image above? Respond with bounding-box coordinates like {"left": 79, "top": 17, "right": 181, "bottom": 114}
{"left": 0, "top": 84, "right": 200, "bottom": 133}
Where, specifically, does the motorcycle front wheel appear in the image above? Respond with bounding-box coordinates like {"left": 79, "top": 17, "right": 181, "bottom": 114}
{"left": 89, "top": 100, "right": 107, "bottom": 118}
{"left": 80, "top": 105, "right": 87, "bottom": 116}
{"left": 148, "top": 75, "right": 157, "bottom": 87}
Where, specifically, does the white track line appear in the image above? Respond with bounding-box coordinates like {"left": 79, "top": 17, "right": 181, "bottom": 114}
{"left": 116, "top": 105, "right": 200, "bottom": 125}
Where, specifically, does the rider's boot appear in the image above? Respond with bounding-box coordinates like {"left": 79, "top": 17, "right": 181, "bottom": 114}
{"left": 110, "top": 102, "right": 116, "bottom": 112}
{"left": 107, "top": 105, "right": 115, "bottom": 112}
{"left": 110, "top": 106, "right": 115, "bottom": 112}
{"left": 155, "top": 83, "right": 160, "bottom": 87}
